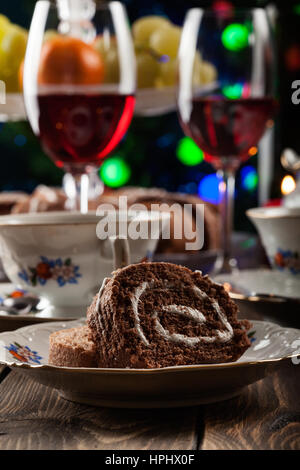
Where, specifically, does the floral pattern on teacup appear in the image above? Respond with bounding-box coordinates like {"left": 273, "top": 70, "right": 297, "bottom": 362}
{"left": 5, "top": 342, "right": 42, "bottom": 364}
{"left": 18, "top": 256, "right": 82, "bottom": 287}
{"left": 274, "top": 249, "right": 300, "bottom": 275}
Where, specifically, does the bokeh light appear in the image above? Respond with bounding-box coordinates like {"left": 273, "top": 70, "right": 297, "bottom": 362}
{"left": 176, "top": 137, "right": 204, "bottom": 166}
{"left": 222, "top": 83, "right": 243, "bottom": 99}
{"left": 293, "top": 4, "right": 300, "bottom": 15}
{"left": 156, "top": 133, "right": 175, "bottom": 148}
{"left": 14, "top": 134, "right": 27, "bottom": 146}
{"left": 212, "top": 1, "right": 234, "bottom": 19}
{"left": 100, "top": 157, "right": 131, "bottom": 188}
{"left": 285, "top": 45, "right": 300, "bottom": 71}
{"left": 281, "top": 175, "right": 296, "bottom": 195}
{"left": 241, "top": 166, "right": 258, "bottom": 191}
{"left": 221, "top": 23, "right": 249, "bottom": 51}
{"left": 198, "top": 173, "right": 222, "bottom": 204}
{"left": 248, "top": 146, "right": 258, "bottom": 157}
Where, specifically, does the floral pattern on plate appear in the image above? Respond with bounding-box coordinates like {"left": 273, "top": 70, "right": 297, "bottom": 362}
{"left": 18, "top": 256, "right": 82, "bottom": 287}
{"left": 4, "top": 342, "right": 42, "bottom": 364}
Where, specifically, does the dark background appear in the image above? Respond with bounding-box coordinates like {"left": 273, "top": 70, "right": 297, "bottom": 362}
{"left": 0, "top": 0, "right": 300, "bottom": 233}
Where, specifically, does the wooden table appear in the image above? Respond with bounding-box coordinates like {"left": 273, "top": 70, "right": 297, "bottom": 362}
{"left": 0, "top": 361, "right": 299, "bottom": 450}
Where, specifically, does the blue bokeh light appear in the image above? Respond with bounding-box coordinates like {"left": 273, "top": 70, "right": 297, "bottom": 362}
{"left": 198, "top": 173, "right": 223, "bottom": 204}
{"left": 14, "top": 134, "right": 27, "bottom": 147}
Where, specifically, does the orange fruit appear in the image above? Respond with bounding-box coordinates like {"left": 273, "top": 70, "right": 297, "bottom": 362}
{"left": 38, "top": 36, "right": 104, "bottom": 85}
{"left": 18, "top": 58, "right": 24, "bottom": 90}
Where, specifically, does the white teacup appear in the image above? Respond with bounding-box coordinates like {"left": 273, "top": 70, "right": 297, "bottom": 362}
{"left": 247, "top": 207, "right": 300, "bottom": 277}
{"left": 0, "top": 210, "right": 169, "bottom": 317}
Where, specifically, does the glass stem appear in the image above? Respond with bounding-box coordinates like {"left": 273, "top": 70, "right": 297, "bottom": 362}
{"left": 63, "top": 167, "right": 104, "bottom": 213}
{"left": 214, "top": 167, "right": 237, "bottom": 274}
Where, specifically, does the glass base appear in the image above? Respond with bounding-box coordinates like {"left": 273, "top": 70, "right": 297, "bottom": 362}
{"left": 210, "top": 251, "right": 238, "bottom": 277}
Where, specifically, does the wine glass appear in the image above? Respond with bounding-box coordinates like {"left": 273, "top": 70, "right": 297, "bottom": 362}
{"left": 177, "top": 8, "right": 275, "bottom": 274}
{"left": 23, "top": 0, "right": 136, "bottom": 213}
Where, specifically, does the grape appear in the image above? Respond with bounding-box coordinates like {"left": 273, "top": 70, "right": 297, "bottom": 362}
{"left": 149, "top": 25, "right": 181, "bottom": 60}
{"left": 103, "top": 48, "right": 120, "bottom": 84}
{"left": 93, "top": 34, "right": 117, "bottom": 60}
{"left": 0, "top": 14, "right": 10, "bottom": 40}
{"left": 0, "top": 15, "right": 11, "bottom": 71}
{"left": 0, "top": 25, "right": 28, "bottom": 92}
{"left": 94, "top": 35, "right": 108, "bottom": 59}
{"left": 132, "top": 16, "right": 171, "bottom": 46}
{"left": 191, "top": 51, "right": 203, "bottom": 86}
{"left": 156, "top": 59, "right": 177, "bottom": 87}
{"left": 1, "top": 25, "right": 27, "bottom": 66}
{"left": 93, "top": 35, "right": 119, "bottom": 83}
{"left": 199, "top": 61, "right": 217, "bottom": 85}
{"left": 137, "top": 52, "right": 159, "bottom": 88}
{"left": 44, "top": 29, "right": 58, "bottom": 43}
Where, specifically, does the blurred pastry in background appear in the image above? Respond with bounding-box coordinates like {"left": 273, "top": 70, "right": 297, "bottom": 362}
{"left": 12, "top": 185, "right": 67, "bottom": 213}
{"left": 99, "top": 187, "right": 220, "bottom": 253}
{"left": 6, "top": 185, "right": 220, "bottom": 254}
{"left": 0, "top": 191, "right": 28, "bottom": 215}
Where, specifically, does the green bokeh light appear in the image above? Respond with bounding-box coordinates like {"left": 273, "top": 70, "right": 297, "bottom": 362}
{"left": 244, "top": 172, "right": 258, "bottom": 191}
{"left": 242, "top": 167, "right": 258, "bottom": 191}
{"left": 222, "top": 83, "right": 243, "bottom": 99}
{"left": 100, "top": 157, "right": 131, "bottom": 188}
{"left": 221, "top": 23, "right": 249, "bottom": 51}
{"left": 294, "top": 4, "right": 300, "bottom": 15}
{"left": 176, "top": 137, "right": 204, "bottom": 166}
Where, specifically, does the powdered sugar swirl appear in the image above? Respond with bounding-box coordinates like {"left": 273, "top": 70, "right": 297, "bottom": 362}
{"left": 130, "top": 281, "right": 233, "bottom": 347}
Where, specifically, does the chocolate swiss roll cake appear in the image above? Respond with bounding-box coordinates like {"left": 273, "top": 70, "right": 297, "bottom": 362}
{"left": 49, "top": 325, "right": 99, "bottom": 368}
{"left": 87, "top": 262, "right": 251, "bottom": 369}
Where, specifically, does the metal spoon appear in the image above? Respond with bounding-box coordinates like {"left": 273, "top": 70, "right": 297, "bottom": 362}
{"left": 0, "top": 305, "right": 30, "bottom": 316}
{"left": 222, "top": 279, "right": 300, "bottom": 303}
{"left": 0, "top": 294, "right": 48, "bottom": 316}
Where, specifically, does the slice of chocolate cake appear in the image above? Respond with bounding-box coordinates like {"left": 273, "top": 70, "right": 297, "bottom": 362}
{"left": 87, "top": 262, "right": 250, "bottom": 369}
{"left": 49, "top": 326, "right": 98, "bottom": 368}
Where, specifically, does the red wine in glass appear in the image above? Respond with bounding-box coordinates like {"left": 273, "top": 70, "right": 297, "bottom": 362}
{"left": 177, "top": 8, "right": 276, "bottom": 274}
{"left": 180, "top": 96, "right": 276, "bottom": 169}
{"left": 24, "top": 1, "right": 136, "bottom": 212}
{"left": 38, "top": 93, "right": 135, "bottom": 171}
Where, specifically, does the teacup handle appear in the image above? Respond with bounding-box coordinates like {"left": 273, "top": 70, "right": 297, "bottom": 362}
{"left": 109, "top": 236, "right": 130, "bottom": 270}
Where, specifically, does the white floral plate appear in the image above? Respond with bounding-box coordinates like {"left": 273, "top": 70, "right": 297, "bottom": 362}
{"left": 0, "top": 319, "right": 299, "bottom": 408}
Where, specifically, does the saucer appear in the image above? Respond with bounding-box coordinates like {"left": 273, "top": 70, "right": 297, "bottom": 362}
{"left": 0, "top": 283, "right": 79, "bottom": 332}
{"left": 214, "top": 269, "right": 300, "bottom": 300}
{"left": 214, "top": 270, "right": 300, "bottom": 329}
{"left": 0, "top": 318, "right": 299, "bottom": 408}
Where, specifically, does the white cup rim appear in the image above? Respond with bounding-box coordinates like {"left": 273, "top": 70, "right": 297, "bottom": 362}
{"left": 247, "top": 206, "right": 300, "bottom": 220}
{"left": 0, "top": 210, "right": 170, "bottom": 227}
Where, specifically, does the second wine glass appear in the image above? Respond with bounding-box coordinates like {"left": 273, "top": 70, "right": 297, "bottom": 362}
{"left": 23, "top": 0, "right": 136, "bottom": 213}
{"left": 177, "top": 7, "right": 276, "bottom": 274}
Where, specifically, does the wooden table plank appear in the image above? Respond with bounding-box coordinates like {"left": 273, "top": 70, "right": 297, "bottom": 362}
{"left": 0, "top": 370, "right": 200, "bottom": 450}
{"left": 200, "top": 362, "right": 300, "bottom": 450}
